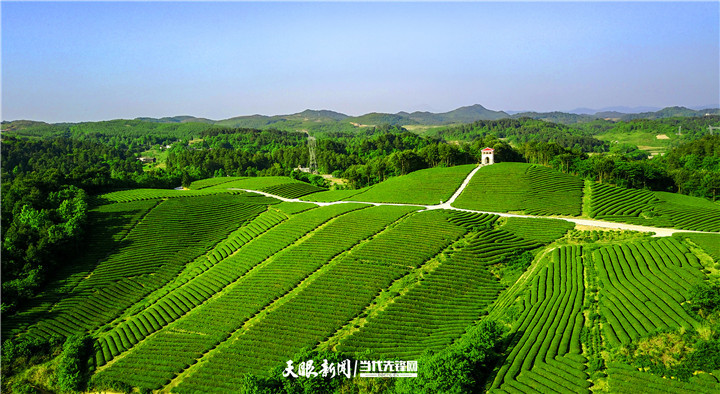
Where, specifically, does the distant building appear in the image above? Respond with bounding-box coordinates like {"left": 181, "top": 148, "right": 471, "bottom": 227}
{"left": 481, "top": 148, "right": 495, "bottom": 165}
{"left": 138, "top": 157, "right": 156, "bottom": 163}
{"left": 296, "top": 166, "right": 312, "bottom": 173}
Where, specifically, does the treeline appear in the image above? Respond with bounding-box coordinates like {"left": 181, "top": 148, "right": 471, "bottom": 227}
{"left": 435, "top": 116, "right": 720, "bottom": 154}
{"left": 435, "top": 118, "right": 610, "bottom": 153}
{"left": 2, "top": 334, "right": 92, "bottom": 393}
{"left": 2, "top": 119, "right": 221, "bottom": 156}
{"left": 516, "top": 136, "right": 720, "bottom": 199}
{"left": 589, "top": 116, "right": 720, "bottom": 142}
{"left": 168, "top": 127, "right": 520, "bottom": 188}
{"left": 3, "top": 119, "right": 214, "bottom": 141}
{"left": 518, "top": 140, "right": 674, "bottom": 191}
{"left": 664, "top": 135, "right": 720, "bottom": 199}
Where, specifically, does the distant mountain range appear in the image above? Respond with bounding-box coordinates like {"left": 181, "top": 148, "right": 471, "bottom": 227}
{"left": 568, "top": 106, "right": 663, "bottom": 115}
{"left": 5, "top": 105, "right": 718, "bottom": 131}
{"left": 135, "top": 104, "right": 511, "bottom": 128}
{"left": 135, "top": 105, "right": 718, "bottom": 128}
{"left": 507, "top": 106, "right": 720, "bottom": 124}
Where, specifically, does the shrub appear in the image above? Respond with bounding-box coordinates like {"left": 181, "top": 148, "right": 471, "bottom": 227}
{"left": 56, "top": 335, "right": 91, "bottom": 392}
{"left": 687, "top": 282, "right": 720, "bottom": 318}
{"left": 395, "top": 319, "right": 504, "bottom": 393}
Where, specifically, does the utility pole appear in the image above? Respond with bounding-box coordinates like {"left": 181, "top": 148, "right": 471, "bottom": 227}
{"left": 308, "top": 136, "right": 318, "bottom": 174}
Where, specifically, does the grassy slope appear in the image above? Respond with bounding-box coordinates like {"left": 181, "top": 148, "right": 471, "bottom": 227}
{"left": 98, "top": 188, "right": 242, "bottom": 203}
{"left": 191, "top": 176, "right": 327, "bottom": 198}
{"left": 345, "top": 164, "right": 476, "bottom": 204}
{"left": 500, "top": 217, "right": 575, "bottom": 244}
{"left": 453, "top": 162, "right": 583, "bottom": 216}
{"left": 200, "top": 176, "right": 302, "bottom": 190}
{"left": 595, "top": 129, "right": 678, "bottom": 155}
{"left": 677, "top": 233, "right": 720, "bottom": 263}
{"left": 299, "top": 188, "right": 369, "bottom": 202}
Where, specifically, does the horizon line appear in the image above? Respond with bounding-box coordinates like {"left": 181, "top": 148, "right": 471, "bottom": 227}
{"left": 4, "top": 103, "right": 720, "bottom": 124}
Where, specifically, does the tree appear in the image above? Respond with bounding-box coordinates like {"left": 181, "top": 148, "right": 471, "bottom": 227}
{"left": 56, "top": 335, "right": 91, "bottom": 392}
{"left": 704, "top": 172, "right": 720, "bottom": 201}
{"left": 593, "top": 156, "right": 615, "bottom": 183}
{"left": 181, "top": 171, "right": 192, "bottom": 188}
{"left": 396, "top": 319, "right": 504, "bottom": 393}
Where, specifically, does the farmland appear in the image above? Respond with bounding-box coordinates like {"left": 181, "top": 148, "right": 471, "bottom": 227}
{"left": 344, "top": 164, "right": 476, "bottom": 204}
{"left": 453, "top": 162, "right": 584, "bottom": 216}
{"left": 490, "top": 246, "right": 589, "bottom": 393}
{"left": 3, "top": 163, "right": 720, "bottom": 393}
{"left": 196, "top": 176, "right": 327, "bottom": 198}
{"left": 335, "top": 221, "right": 544, "bottom": 360}
{"left": 589, "top": 183, "right": 720, "bottom": 232}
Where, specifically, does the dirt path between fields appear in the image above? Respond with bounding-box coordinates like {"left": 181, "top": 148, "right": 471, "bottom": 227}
{"left": 230, "top": 165, "right": 719, "bottom": 237}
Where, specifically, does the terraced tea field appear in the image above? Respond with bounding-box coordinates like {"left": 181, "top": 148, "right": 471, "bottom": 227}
{"left": 453, "top": 162, "right": 584, "bottom": 216}
{"left": 606, "top": 362, "right": 720, "bottom": 393}
{"left": 500, "top": 217, "right": 575, "bottom": 244}
{"left": 589, "top": 183, "right": 720, "bottom": 232}
{"left": 593, "top": 239, "right": 703, "bottom": 346}
{"left": 5, "top": 164, "right": 720, "bottom": 393}
{"left": 336, "top": 222, "right": 544, "bottom": 360}
{"left": 97, "top": 187, "right": 245, "bottom": 203}
{"left": 193, "top": 175, "right": 327, "bottom": 198}
{"left": 345, "top": 164, "right": 476, "bottom": 204}
{"left": 679, "top": 233, "right": 720, "bottom": 262}
{"left": 19, "top": 194, "right": 277, "bottom": 341}
{"left": 490, "top": 246, "right": 589, "bottom": 393}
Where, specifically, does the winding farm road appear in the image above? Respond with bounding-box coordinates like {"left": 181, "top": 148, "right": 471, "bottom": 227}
{"left": 231, "top": 165, "right": 719, "bottom": 238}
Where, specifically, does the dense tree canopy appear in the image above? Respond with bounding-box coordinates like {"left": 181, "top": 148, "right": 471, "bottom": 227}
{"left": 435, "top": 118, "right": 610, "bottom": 153}
{"left": 663, "top": 135, "right": 720, "bottom": 200}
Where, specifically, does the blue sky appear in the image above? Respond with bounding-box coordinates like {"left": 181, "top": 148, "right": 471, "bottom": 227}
{"left": 2, "top": 1, "right": 718, "bottom": 122}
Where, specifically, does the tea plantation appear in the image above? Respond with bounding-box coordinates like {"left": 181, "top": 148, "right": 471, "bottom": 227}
{"left": 589, "top": 183, "right": 720, "bottom": 232}
{"left": 344, "top": 164, "right": 476, "bottom": 204}
{"left": 453, "top": 163, "right": 584, "bottom": 216}
{"left": 4, "top": 164, "right": 720, "bottom": 393}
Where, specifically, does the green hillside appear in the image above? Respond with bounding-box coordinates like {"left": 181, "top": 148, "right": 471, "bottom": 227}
{"left": 510, "top": 110, "right": 600, "bottom": 124}
{"left": 299, "top": 188, "right": 369, "bottom": 202}
{"left": 192, "top": 176, "right": 327, "bottom": 198}
{"left": 453, "top": 162, "right": 584, "bottom": 216}
{"left": 347, "top": 112, "right": 418, "bottom": 126}
{"left": 620, "top": 106, "right": 720, "bottom": 121}
{"left": 589, "top": 182, "right": 720, "bottom": 232}
{"left": 345, "top": 164, "right": 476, "bottom": 205}
{"left": 401, "top": 104, "right": 509, "bottom": 124}
{"left": 4, "top": 165, "right": 720, "bottom": 393}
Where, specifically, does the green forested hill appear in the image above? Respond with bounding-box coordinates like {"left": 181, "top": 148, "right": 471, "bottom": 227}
{"left": 6, "top": 105, "right": 715, "bottom": 139}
